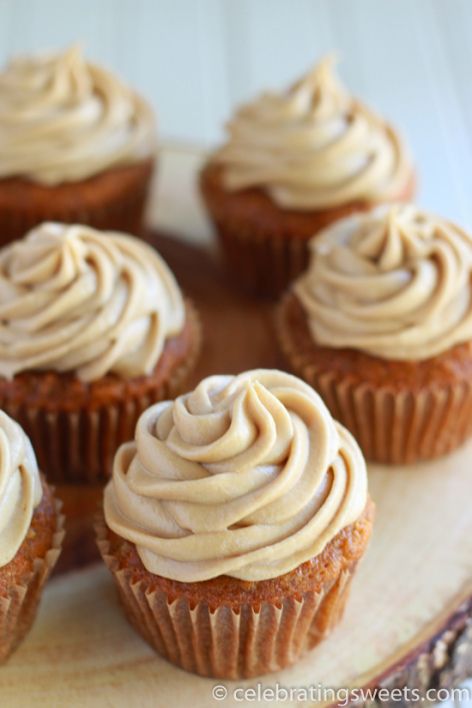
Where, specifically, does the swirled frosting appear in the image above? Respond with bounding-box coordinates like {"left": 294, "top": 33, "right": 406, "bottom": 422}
{"left": 104, "top": 369, "right": 367, "bottom": 582}
{"left": 0, "top": 410, "right": 42, "bottom": 567}
{"left": 213, "top": 56, "right": 411, "bottom": 210}
{"left": 0, "top": 45, "right": 156, "bottom": 185}
{"left": 295, "top": 204, "right": 472, "bottom": 360}
{"left": 0, "top": 222, "right": 185, "bottom": 381}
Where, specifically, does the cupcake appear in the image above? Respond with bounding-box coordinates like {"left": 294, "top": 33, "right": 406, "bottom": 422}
{"left": 277, "top": 204, "right": 472, "bottom": 464}
{"left": 0, "top": 221, "right": 200, "bottom": 483}
{"left": 200, "top": 55, "right": 414, "bottom": 297}
{"left": 0, "top": 45, "right": 156, "bottom": 243}
{"left": 97, "top": 369, "right": 373, "bottom": 679}
{"left": 0, "top": 410, "right": 63, "bottom": 662}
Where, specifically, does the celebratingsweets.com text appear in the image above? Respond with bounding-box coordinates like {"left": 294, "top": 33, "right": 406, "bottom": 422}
{"left": 211, "top": 682, "right": 472, "bottom": 704}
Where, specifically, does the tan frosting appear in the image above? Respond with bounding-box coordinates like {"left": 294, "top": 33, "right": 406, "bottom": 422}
{"left": 104, "top": 369, "right": 367, "bottom": 582}
{"left": 0, "top": 410, "right": 42, "bottom": 567}
{"left": 0, "top": 222, "right": 185, "bottom": 382}
{"left": 213, "top": 56, "right": 411, "bottom": 210}
{"left": 0, "top": 45, "right": 156, "bottom": 185}
{"left": 295, "top": 204, "right": 472, "bottom": 361}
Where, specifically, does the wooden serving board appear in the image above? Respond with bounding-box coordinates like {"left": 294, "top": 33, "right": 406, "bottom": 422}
{"left": 1, "top": 151, "right": 472, "bottom": 707}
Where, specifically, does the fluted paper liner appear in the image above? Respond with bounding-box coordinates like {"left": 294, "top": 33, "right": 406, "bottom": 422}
{"left": 0, "top": 164, "right": 153, "bottom": 246}
{"left": 0, "top": 497, "right": 65, "bottom": 662}
{"left": 0, "top": 300, "right": 201, "bottom": 484}
{"left": 96, "top": 518, "right": 357, "bottom": 679}
{"left": 210, "top": 214, "right": 311, "bottom": 299}
{"left": 276, "top": 295, "right": 472, "bottom": 464}
{"left": 200, "top": 167, "right": 416, "bottom": 299}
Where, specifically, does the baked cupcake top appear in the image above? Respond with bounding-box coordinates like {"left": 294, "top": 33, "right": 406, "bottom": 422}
{"left": 0, "top": 410, "right": 42, "bottom": 567}
{"left": 213, "top": 56, "right": 411, "bottom": 210}
{"left": 0, "top": 222, "right": 185, "bottom": 381}
{"left": 104, "top": 369, "right": 367, "bottom": 582}
{"left": 0, "top": 45, "right": 156, "bottom": 185}
{"left": 294, "top": 204, "right": 472, "bottom": 361}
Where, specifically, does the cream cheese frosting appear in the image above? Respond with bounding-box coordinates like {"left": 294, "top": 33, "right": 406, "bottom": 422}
{"left": 0, "top": 222, "right": 185, "bottom": 381}
{"left": 295, "top": 204, "right": 472, "bottom": 361}
{"left": 213, "top": 56, "right": 411, "bottom": 210}
{"left": 104, "top": 369, "right": 367, "bottom": 582}
{"left": 0, "top": 410, "right": 42, "bottom": 567}
{"left": 0, "top": 45, "right": 156, "bottom": 185}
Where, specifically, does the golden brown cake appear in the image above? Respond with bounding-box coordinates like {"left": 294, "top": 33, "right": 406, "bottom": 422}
{"left": 200, "top": 56, "right": 415, "bottom": 297}
{"left": 0, "top": 45, "right": 156, "bottom": 242}
{"left": 0, "top": 411, "right": 63, "bottom": 662}
{"left": 0, "top": 222, "right": 201, "bottom": 483}
{"left": 277, "top": 204, "right": 472, "bottom": 463}
{"left": 98, "top": 369, "right": 373, "bottom": 678}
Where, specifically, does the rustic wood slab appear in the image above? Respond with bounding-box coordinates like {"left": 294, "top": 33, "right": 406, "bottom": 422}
{"left": 1, "top": 153, "right": 471, "bottom": 706}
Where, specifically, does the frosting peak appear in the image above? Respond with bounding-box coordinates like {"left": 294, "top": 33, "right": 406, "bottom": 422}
{"left": 104, "top": 369, "right": 367, "bottom": 582}
{"left": 213, "top": 55, "right": 411, "bottom": 210}
{"left": 0, "top": 45, "right": 156, "bottom": 184}
{"left": 0, "top": 222, "right": 185, "bottom": 381}
{"left": 0, "top": 411, "right": 42, "bottom": 567}
{"left": 295, "top": 204, "right": 472, "bottom": 360}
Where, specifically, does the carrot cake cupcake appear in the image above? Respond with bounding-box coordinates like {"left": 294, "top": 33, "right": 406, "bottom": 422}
{"left": 200, "top": 55, "right": 414, "bottom": 297}
{"left": 98, "top": 369, "right": 373, "bottom": 678}
{"left": 277, "top": 204, "right": 472, "bottom": 463}
{"left": 0, "top": 45, "right": 156, "bottom": 243}
{"left": 0, "top": 410, "right": 63, "bottom": 662}
{"left": 0, "top": 221, "right": 200, "bottom": 483}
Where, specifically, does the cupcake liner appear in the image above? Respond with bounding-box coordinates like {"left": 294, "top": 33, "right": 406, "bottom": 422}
{"left": 0, "top": 497, "right": 64, "bottom": 662}
{"left": 276, "top": 298, "right": 472, "bottom": 464}
{"left": 0, "top": 300, "right": 201, "bottom": 484}
{"left": 214, "top": 217, "right": 310, "bottom": 299}
{"left": 96, "top": 518, "right": 357, "bottom": 679}
{"left": 317, "top": 375, "right": 472, "bottom": 465}
{"left": 0, "top": 184, "right": 149, "bottom": 245}
{"left": 0, "top": 160, "right": 154, "bottom": 245}
{"left": 200, "top": 166, "right": 416, "bottom": 299}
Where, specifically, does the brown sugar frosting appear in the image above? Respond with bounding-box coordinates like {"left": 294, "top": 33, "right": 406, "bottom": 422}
{"left": 0, "top": 410, "right": 42, "bottom": 567}
{"left": 0, "top": 222, "right": 185, "bottom": 382}
{"left": 213, "top": 56, "right": 411, "bottom": 210}
{"left": 104, "top": 369, "right": 367, "bottom": 582}
{"left": 295, "top": 204, "right": 472, "bottom": 361}
{"left": 0, "top": 45, "right": 156, "bottom": 185}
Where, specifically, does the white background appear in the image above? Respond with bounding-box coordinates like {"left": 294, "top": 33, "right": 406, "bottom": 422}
{"left": 0, "top": 0, "right": 472, "bottom": 229}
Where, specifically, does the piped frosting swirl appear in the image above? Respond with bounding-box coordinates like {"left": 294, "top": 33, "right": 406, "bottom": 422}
{"left": 0, "top": 45, "right": 156, "bottom": 185}
{"left": 213, "top": 56, "right": 411, "bottom": 210}
{"left": 295, "top": 204, "right": 472, "bottom": 360}
{"left": 0, "top": 222, "right": 185, "bottom": 381}
{"left": 0, "top": 410, "right": 42, "bottom": 567}
{"left": 104, "top": 369, "right": 367, "bottom": 582}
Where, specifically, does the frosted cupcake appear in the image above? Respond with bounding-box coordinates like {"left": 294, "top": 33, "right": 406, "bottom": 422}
{"left": 277, "top": 204, "right": 472, "bottom": 463}
{"left": 98, "top": 369, "right": 373, "bottom": 679}
{"left": 0, "top": 45, "right": 156, "bottom": 242}
{"left": 200, "top": 56, "right": 414, "bottom": 297}
{"left": 0, "top": 410, "right": 63, "bottom": 662}
{"left": 0, "top": 222, "right": 200, "bottom": 483}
